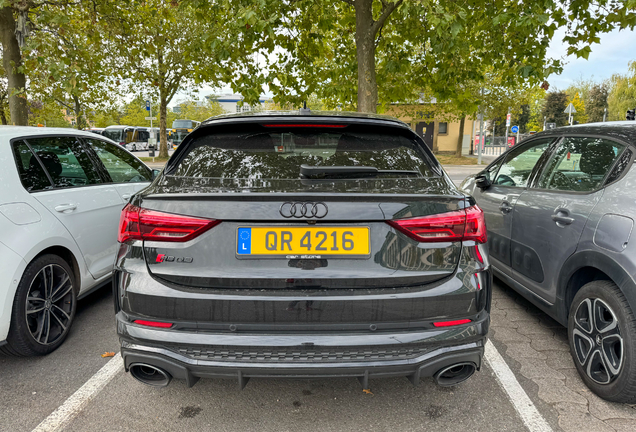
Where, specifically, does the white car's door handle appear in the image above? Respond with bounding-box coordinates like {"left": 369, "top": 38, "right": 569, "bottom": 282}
{"left": 54, "top": 203, "right": 77, "bottom": 213}
{"left": 122, "top": 194, "right": 132, "bottom": 201}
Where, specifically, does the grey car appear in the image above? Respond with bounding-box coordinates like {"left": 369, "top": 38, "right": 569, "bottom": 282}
{"left": 461, "top": 121, "right": 636, "bottom": 403}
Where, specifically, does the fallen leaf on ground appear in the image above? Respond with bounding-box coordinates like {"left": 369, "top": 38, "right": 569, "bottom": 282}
{"left": 101, "top": 352, "right": 115, "bottom": 358}
{"left": 362, "top": 389, "right": 373, "bottom": 395}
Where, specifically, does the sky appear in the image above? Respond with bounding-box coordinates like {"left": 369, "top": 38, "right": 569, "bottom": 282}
{"left": 544, "top": 27, "right": 635, "bottom": 90}
{"left": 169, "top": 25, "right": 636, "bottom": 107}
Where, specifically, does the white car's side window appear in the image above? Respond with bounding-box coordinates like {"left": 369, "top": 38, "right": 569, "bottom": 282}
{"left": 11, "top": 141, "right": 55, "bottom": 192}
{"left": 86, "top": 139, "right": 152, "bottom": 184}
{"left": 17, "top": 137, "right": 103, "bottom": 189}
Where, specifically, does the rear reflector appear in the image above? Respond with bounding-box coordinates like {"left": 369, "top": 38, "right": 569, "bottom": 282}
{"left": 133, "top": 320, "right": 173, "bottom": 328}
{"left": 433, "top": 319, "right": 472, "bottom": 327}
{"left": 118, "top": 204, "right": 220, "bottom": 243}
{"left": 262, "top": 124, "right": 347, "bottom": 128}
{"left": 386, "top": 205, "right": 487, "bottom": 243}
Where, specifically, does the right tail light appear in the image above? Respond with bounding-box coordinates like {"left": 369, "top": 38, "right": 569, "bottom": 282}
{"left": 386, "top": 205, "right": 487, "bottom": 244}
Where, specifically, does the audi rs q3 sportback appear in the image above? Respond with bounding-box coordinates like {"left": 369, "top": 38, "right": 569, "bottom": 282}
{"left": 114, "top": 111, "right": 491, "bottom": 389}
{"left": 0, "top": 126, "right": 153, "bottom": 356}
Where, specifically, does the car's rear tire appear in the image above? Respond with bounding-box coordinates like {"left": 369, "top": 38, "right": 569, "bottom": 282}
{"left": 1, "top": 255, "right": 77, "bottom": 356}
{"left": 568, "top": 280, "right": 636, "bottom": 402}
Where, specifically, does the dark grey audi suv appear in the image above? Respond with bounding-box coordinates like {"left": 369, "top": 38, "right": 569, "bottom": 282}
{"left": 113, "top": 110, "right": 491, "bottom": 389}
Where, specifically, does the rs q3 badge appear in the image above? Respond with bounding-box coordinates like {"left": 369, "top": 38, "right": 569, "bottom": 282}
{"left": 156, "top": 254, "right": 193, "bottom": 263}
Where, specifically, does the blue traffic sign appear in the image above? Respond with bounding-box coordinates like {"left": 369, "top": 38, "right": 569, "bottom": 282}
{"left": 511, "top": 125, "right": 519, "bottom": 133}
{"left": 145, "top": 100, "right": 150, "bottom": 111}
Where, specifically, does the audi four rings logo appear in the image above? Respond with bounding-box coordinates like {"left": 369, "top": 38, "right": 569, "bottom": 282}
{"left": 280, "top": 202, "right": 328, "bottom": 218}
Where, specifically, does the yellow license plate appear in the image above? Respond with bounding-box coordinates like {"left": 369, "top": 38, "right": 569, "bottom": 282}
{"left": 236, "top": 227, "right": 370, "bottom": 259}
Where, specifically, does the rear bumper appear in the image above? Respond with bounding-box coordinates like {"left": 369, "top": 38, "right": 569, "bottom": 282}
{"left": 117, "top": 311, "right": 488, "bottom": 387}
{"left": 121, "top": 341, "right": 484, "bottom": 388}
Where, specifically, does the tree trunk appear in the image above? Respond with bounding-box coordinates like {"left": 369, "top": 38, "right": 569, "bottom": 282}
{"left": 354, "top": 0, "right": 377, "bottom": 113}
{"left": 455, "top": 116, "right": 466, "bottom": 157}
{"left": 159, "top": 91, "right": 169, "bottom": 158}
{"left": 73, "top": 95, "right": 86, "bottom": 130}
{"left": 0, "top": 7, "right": 28, "bottom": 125}
{"left": 0, "top": 98, "right": 7, "bottom": 124}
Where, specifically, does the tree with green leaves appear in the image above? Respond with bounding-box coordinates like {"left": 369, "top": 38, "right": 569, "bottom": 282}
{"left": 587, "top": 83, "right": 609, "bottom": 123}
{"left": 173, "top": 98, "right": 225, "bottom": 122}
{"left": 516, "top": 105, "right": 531, "bottom": 133}
{"left": 231, "top": 0, "right": 636, "bottom": 115}
{"left": 119, "top": 96, "right": 162, "bottom": 128}
{"left": 97, "top": 1, "right": 237, "bottom": 157}
{"left": 526, "top": 87, "right": 547, "bottom": 132}
{"left": 24, "top": 2, "right": 116, "bottom": 130}
{"left": 1, "top": 1, "right": 117, "bottom": 126}
{"left": 565, "top": 78, "right": 594, "bottom": 107}
{"left": 543, "top": 91, "right": 569, "bottom": 127}
{"left": 608, "top": 61, "right": 636, "bottom": 121}
{"left": 28, "top": 98, "right": 71, "bottom": 127}
{"left": 566, "top": 92, "right": 587, "bottom": 124}
{"left": 90, "top": 104, "right": 124, "bottom": 128}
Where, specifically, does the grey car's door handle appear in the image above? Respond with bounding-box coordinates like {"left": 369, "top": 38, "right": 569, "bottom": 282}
{"left": 551, "top": 213, "right": 574, "bottom": 225}
{"left": 498, "top": 201, "right": 512, "bottom": 213}
{"left": 54, "top": 203, "right": 77, "bottom": 213}
{"left": 122, "top": 194, "right": 132, "bottom": 201}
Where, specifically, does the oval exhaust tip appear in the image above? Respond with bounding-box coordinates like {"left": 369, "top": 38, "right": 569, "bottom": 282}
{"left": 434, "top": 362, "right": 476, "bottom": 387}
{"left": 129, "top": 363, "right": 172, "bottom": 388}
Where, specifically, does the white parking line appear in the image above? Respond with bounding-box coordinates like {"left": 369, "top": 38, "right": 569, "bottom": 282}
{"left": 485, "top": 340, "right": 553, "bottom": 432}
{"left": 29, "top": 343, "right": 550, "bottom": 432}
{"left": 31, "top": 353, "right": 123, "bottom": 432}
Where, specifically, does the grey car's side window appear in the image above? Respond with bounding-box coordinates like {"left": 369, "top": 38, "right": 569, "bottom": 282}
{"left": 86, "top": 138, "right": 151, "bottom": 183}
{"left": 492, "top": 139, "right": 552, "bottom": 188}
{"left": 25, "top": 136, "right": 103, "bottom": 188}
{"left": 537, "top": 137, "right": 626, "bottom": 192}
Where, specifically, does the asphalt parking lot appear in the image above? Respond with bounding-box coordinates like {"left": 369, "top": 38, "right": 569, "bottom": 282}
{"left": 1, "top": 164, "right": 635, "bottom": 432}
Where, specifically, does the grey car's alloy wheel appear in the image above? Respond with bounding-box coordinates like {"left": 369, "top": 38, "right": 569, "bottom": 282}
{"left": 572, "top": 298, "right": 623, "bottom": 384}
{"left": 568, "top": 281, "right": 636, "bottom": 403}
{"left": 2, "top": 255, "right": 77, "bottom": 356}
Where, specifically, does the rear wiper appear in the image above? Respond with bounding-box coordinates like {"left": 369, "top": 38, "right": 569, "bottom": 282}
{"left": 300, "top": 164, "right": 420, "bottom": 179}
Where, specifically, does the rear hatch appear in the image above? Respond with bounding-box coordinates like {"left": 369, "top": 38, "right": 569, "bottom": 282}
{"left": 124, "top": 120, "right": 473, "bottom": 291}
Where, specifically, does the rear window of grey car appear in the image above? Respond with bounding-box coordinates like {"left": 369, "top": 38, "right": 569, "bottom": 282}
{"left": 172, "top": 129, "right": 435, "bottom": 179}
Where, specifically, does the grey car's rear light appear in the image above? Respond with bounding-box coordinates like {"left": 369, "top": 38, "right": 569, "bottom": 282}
{"left": 386, "top": 205, "right": 487, "bottom": 243}
{"left": 118, "top": 203, "right": 220, "bottom": 243}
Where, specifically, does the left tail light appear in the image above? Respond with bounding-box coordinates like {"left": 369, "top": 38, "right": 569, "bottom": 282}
{"left": 386, "top": 205, "right": 487, "bottom": 244}
{"left": 118, "top": 204, "right": 220, "bottom": 243}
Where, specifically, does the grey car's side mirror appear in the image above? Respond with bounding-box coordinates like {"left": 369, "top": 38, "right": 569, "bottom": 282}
{"left": 475, "top": 174, "right": 491, "bottom": 190}
{"left": 152, "top": 169, "right": 161, "bottom": 180}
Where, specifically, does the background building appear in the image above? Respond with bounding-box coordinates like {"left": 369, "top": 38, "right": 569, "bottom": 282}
{"left": 387, "top": 102, "right": 475, "bottom": 155}
{"left": 208, "top": 94, "right": 273, "bottom": 114}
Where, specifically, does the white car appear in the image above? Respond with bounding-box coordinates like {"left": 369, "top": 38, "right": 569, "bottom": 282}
{"left": 0, "top": 126, "right": 154, "bottom": 356}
